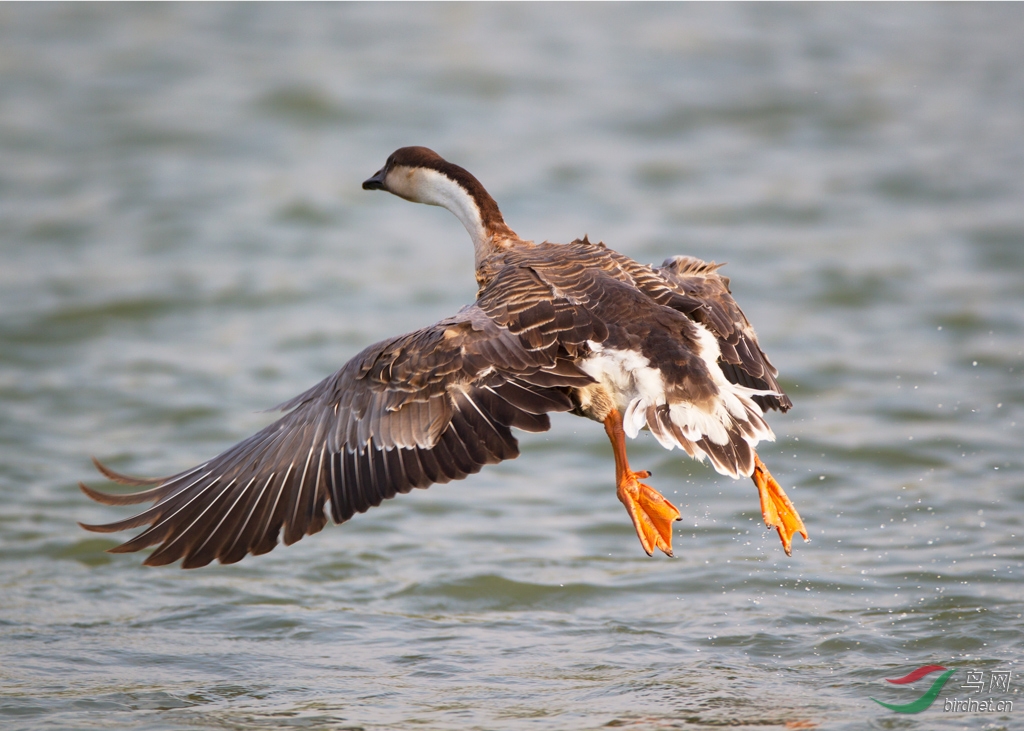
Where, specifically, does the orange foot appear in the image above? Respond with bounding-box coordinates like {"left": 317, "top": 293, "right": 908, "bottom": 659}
{"left": 617, "top": 468, "right": 682, "bottom": 557}
{"left": 753, "top": 454, "right": 808, "bottom": 556}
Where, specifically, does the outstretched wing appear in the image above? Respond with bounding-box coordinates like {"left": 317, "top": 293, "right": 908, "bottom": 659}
{"left": 640, "top": 255, "right": 791, "bottom": 413}
{"left": 80, "top": 283, "right": 603, "bottom": 568}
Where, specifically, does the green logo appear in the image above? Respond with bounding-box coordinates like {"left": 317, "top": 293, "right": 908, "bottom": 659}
{"left": 871, "top": 665, "right": 955, "bottom": 714}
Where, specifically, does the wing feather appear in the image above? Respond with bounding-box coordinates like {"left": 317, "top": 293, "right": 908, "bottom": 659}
{"left": 81, "top": 267, "right": 602, "bottom": 567}
{"left": 648, "top": 255, "right": 790, "bottom": 412}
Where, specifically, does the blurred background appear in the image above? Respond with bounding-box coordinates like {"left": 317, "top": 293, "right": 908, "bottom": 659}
{"left": 1, "top": 4, "right": 1022, "bottom": 730}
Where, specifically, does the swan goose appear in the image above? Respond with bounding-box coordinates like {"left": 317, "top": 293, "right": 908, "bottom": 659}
{"left": 80, "top": 146, "right": 807, "bottom": 567}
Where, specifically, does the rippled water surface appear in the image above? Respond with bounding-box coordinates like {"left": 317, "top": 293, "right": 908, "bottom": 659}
{"left": 2, "top": 4, "right": 1023, "bottom": 730}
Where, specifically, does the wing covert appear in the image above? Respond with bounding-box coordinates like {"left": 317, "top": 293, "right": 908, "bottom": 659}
{"left": 645, "top": 255, "right": 791, "bottom": 412}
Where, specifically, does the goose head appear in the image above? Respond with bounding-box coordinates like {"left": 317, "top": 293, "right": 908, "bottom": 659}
{"left": 363, "top": 147, "right": 519, "bottom": 267}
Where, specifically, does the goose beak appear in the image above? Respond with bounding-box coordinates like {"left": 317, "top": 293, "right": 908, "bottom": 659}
{"left": 362, "top": 167, "right": 387, "bottom": 191}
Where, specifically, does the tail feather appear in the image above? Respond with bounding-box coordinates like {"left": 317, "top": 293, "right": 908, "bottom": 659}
{"left": 628, "top": 388, "right": 773, "bottom": 479}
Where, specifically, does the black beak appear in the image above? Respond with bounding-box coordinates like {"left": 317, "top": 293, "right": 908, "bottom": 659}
{"left": 362, "top": 167, "right": 387, "bottom": 191}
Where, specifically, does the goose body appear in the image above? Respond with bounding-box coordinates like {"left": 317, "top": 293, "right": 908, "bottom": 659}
{"left": 81, "top": 146, "right": 807, "bottom": 568}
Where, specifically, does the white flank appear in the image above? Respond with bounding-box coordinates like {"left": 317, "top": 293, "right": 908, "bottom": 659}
{"left": 684, "top": 323, "right": 778, "bottom": 443}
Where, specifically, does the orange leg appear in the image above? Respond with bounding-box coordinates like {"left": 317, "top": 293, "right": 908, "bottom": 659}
{"left": 752, "top": 453, "right": 808, "bottom": 555}
{"left": 604, "top": 410, "right": 681, "bottom": 556}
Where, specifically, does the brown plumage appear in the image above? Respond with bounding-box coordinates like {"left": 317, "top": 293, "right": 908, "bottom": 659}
{"left": 81, "top": 146, "right": 807, "bottom": 567}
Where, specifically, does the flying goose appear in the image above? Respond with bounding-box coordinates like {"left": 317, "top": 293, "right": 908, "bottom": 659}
{"left": 80, "top": 146, "right": 807, "bottom": 568}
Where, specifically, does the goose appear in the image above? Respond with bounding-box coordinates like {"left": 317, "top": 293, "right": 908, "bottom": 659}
{"left": 80, "top": 146, "right": 807, "bottom": 568}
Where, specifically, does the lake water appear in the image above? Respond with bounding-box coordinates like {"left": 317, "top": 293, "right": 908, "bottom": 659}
{"left": 1, "top": 4, "right": 1022, "bottom": 730}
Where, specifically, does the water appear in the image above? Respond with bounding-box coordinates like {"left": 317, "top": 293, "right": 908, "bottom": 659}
{"left": 2, "top": 4, "right": 1023, "bottom": 729}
